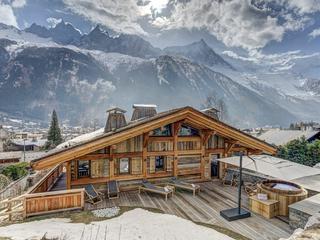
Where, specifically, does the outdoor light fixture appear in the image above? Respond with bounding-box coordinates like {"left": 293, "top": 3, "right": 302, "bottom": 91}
{"left": 220, "top": 152, "right": 251, "bottom": 221}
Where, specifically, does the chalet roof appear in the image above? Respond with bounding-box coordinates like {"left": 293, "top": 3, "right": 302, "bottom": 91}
{"left": 257, "top": 129, "right": 320, "bottom": 146}
{"left": 30, "top": 106, "right": 276, "bottom": 170}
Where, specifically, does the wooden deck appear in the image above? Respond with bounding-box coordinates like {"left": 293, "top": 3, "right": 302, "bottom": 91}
{"left": 84, "top": 180, "right": 292, "bottom": 240}
{"left": 50, "top": 172, "right": 67, "bottom": 191}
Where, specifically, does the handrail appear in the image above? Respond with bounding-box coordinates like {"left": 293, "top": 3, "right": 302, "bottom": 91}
{"left": 27, "top": 163, "right": 63, "bottom": 194}
{"left": 25, "top": 188, "right": 84, "bottom": 198}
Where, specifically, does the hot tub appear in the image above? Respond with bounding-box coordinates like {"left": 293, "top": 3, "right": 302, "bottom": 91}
{"left": 257, "top": 179, "right": 308, "bottom": 216}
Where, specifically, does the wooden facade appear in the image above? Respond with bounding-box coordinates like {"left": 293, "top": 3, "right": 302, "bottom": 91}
{"left": 31, "top": 107, "right": 276, "bottom": 190}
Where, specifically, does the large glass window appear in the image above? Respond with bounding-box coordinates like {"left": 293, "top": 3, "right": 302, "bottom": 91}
{"left": 155, "top": 156, "right": 165, "bottom": 171}
{"left": 78, "top": 160, "right": 90, "bottom": 178}
{"left": 179, "top": 125, "right": 199, "bottom": 136}
{"left": 150, "top": 124, "right": 172, "bottom": 136}
{"left": 119, "top": 158, "right": 130, "bottom": 174}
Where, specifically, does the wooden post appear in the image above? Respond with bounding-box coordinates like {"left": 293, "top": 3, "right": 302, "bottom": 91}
{"left": 23, "top": 197, "right": 27, "bottom": 219}
{"left": 200, "top": 130, "right": 213, "bottom": 180}
{"left": 173, "top": 122, "right": 181, "bottom": 177}
{"left": 110, "top": 146, "right": 115, "bottom": 179}
{"left": 7, "top": 199, "right": 12, "bottom": 222}
{"left": 142, "top": 133, "right": 148, "bottom": 178}
{"left": 66, "top": 162, "right": 71, "bottom": 190}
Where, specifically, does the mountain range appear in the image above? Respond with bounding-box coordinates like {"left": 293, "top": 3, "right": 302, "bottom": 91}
{"left": 0, "top": 21, "right": 319, "bottom": 128}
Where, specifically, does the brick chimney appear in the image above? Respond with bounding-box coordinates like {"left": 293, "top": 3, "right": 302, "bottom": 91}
{"left": 201, "top": 108, "right": 219, "bottom": 120}
{"left": 131, "top": 104, "right": 157, "bottom": 121}
{"left": 104, "top": 107, "right": 127, "bottom": 133}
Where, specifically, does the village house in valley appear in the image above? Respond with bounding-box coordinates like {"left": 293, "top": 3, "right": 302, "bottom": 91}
{"left": 30, "top": 105, "right": 276, "bottom": 190}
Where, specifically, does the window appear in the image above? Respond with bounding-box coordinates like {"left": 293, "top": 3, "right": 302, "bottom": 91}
{"left": 78, "top": 160, "right": 90, "bottom": 178}
{"left": 155, "top": 156, "right": 165, "bottom": 171}
{"left": 150, "top": 124, "right": 172, "bottom": 136}
{"left": 119, "top": 158, "right": 130, "bottom": 174}
{"left": 178, "top": 125, "right": 199, "bottom": 136}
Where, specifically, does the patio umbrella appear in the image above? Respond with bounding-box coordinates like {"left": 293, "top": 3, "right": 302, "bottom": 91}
{"left": 218, "top": 155, "right": 320, "bottom": 181}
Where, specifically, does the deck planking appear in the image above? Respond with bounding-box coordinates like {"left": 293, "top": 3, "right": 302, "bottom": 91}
{"left": 84, "top": 180, "right": 292, "bottom": 240}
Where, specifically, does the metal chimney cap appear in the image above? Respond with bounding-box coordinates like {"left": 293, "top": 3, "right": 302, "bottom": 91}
{"left": 132, "top": 104, "right": 157, "bottom": 109}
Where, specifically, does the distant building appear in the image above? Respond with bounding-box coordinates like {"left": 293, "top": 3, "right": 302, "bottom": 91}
{"left": 258, "top": 129, "right": 320, "bottom": 146}
{"left": 6, "top": 138, "right": 47, "bottom": 151}
{"left": 0, "top": 151, "right": 47, "bottom": 166}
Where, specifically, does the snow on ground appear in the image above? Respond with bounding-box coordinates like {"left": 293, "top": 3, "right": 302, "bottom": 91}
{"left": 0, "top": 208, "right": 234, "bottom": 240}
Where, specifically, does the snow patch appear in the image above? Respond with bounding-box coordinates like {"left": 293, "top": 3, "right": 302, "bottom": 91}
{"left": 0, "top": 208, "right": 234, "bottom": 240}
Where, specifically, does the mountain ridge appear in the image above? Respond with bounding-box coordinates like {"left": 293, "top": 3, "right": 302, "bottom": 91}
{"left": 0, "top": 22, "right": 318, "bottom": 127}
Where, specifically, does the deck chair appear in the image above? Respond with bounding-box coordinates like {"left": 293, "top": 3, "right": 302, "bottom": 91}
{"left": 139, "top": 180, "right": 174, "bottom": 201}
{"left": 169, "top": 177, "right": 200, "bottom": 196}
{"left": 84, "top": 184, "right": 103, "bottom": 204}
{"left": 222, "top": 170, "right": 235, "bottom": 186}
{"left": 107, "top": 180, "right": 120, "bottom": 199}
{"left": 244, "top": 182, "right": 258, "bottom": 196}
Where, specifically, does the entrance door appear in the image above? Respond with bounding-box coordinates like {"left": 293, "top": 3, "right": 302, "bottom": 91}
{"left": 211, "top": 154, "right": 220, "bottom": 178}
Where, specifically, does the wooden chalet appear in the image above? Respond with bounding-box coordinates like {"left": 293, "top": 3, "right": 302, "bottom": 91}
{"left": 30, "top": 105, "right": 276, "bottom": 191}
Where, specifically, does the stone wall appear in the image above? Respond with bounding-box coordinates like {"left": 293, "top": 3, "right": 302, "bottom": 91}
{"left": 289, "top": 206, "right": 311, "bottom": 229}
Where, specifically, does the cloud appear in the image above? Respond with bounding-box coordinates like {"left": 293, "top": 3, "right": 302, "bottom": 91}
{"left": 0, "top": 0, "right": 26, "bottom": 27}
{"left": 11, "top": 0, "right": 26, "bottom": 8}
{"left": 62, "top": 0, "right": 149, "bottom": 35}
{"left": 46, "top": 17, "right": 62, "bottom": 28}
{"left": 0, "top": 3, "right": 18, "bottom": 27}
{"left": 61, "top": 0, "right": 320, "bottom": 50}
{"left": 223, "top": 49, "right": 320, "bottom": 71}
{"left": 152, "top": 0, "right": 320, "bottom": 50}
{"left": 309, "top": 28, "right": 320, "bottom": 39}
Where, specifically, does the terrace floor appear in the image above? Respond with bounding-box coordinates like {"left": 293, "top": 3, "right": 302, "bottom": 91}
{"left": 84, "top": 180, "right": 292, "bottom": 240}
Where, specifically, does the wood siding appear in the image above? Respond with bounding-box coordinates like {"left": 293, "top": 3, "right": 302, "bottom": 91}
{"left": 24, "top": 189, "right": 84, "bottom": 217}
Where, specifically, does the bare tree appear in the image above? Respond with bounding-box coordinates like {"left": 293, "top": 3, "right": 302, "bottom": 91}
{"left": 202, "top": 94, "right": 228, "bottom": 121}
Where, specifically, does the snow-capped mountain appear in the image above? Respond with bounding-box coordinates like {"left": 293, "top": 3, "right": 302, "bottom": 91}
{"left": 164, "top": 39, "right": 233, "bottom": 70}
{"left": 0, "top": 22, "right": 318, "bottom": 127}
{"left": 78, "top": 25, "right": 161, "bottom": 58}
{"left": 26, "top": 21, "right": 82, "bottom": 45}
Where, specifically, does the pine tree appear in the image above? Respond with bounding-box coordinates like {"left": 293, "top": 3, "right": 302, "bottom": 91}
{"left": 46, "top": 110, "right": 63, "bottom": 149}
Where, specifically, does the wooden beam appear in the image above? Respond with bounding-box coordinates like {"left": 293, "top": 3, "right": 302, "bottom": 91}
{"left": 199, "top": 130, "right": 214, "bottom": 180}
{"left": 173, "top": 122, "right": 182, "bottom": 177}
{"left": 225, "top": 141, "right": 238, "bottom": 155}
{"left": 206, "top": 148, "right": 225, "bottom": 154}
{"left": 109, "top": 146, "right": 115, "bottom": 179}
{"left": 66, "top": 162, "right": 71, "bottom": 190}
{"left": 147, "top": 151, "right": 174, "bottom": 156}
{"left": 142, "top": 132, "right": 148, "bottom": 178}
{"left": 148, "top": 136, "right": 173, "bottom": 142}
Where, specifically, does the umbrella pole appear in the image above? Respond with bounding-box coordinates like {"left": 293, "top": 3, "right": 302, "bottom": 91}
{"left": 238, "top": 153, "right": 243, "bottom": 214}
{"left": 220, "top": 152, "right": 251, "bottom": 221}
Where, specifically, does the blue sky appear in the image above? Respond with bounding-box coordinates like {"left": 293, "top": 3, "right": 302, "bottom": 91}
{"left": 1, "top": 0, "right": 320, "bottom": 55}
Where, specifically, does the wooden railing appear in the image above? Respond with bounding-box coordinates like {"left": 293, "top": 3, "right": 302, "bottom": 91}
{"left": 0, "top": 164, "right": 85, "bottom": 221}
{"left": 29, "top": 164, "right": 63, "bottom": 193}
{"left": 24, "top": 188, "right": 85, "bottom": 217}
{"left": 0, "top": 196, "right": 24, "bottom": 221}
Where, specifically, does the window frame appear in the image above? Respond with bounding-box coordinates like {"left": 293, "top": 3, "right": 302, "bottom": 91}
{"left": 118, "top": 157, "right": 130, "bottom": 175}
{"left": 77, "top": 160, "right": 91, "bottom": 178}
